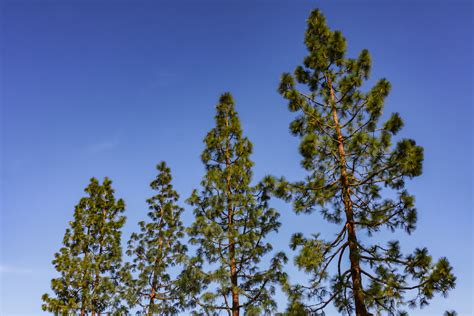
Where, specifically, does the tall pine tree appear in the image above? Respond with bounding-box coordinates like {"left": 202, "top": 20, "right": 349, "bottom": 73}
{"left": 42, "top": 177, "right": 126, "bottom": 316}
{"left": 184, "top": 93, "right": 287, "bottom": 316}
{"left": 123, "top": 161, "right": 187, "bottom": 315}
{"left": 276, "top": 9, "right": 455, "bottom": 315}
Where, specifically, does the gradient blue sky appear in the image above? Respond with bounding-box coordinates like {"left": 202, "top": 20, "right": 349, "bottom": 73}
{"left": 1, "top": 1, "right": 472, "bottom": 315}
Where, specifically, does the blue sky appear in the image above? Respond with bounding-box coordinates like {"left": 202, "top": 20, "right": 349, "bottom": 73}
{"left": 1, "top": 1, "right": 472, "bottom": 315}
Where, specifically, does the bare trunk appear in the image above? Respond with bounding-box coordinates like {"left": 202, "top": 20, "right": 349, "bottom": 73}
{"left": 327, "top": 75, "right": 370, "bottom": 316}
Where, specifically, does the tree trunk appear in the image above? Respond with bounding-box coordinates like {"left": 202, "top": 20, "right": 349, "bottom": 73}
{"left": 327, "top": 74, "right": 370, "bottom": 316}
{"left": 225, "top": 114, "right": 239, "bottom": 316}
{"left": 92, "top": 210, "right": 106, "bottom": 316}
{"left": 230, "top": 242, "right": 239, "bottom": 316}
{"left": 148, "top": 282, "right": 156, "bottom": 316}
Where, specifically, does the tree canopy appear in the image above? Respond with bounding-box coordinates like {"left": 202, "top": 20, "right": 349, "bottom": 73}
{"left": 276, "top": 9, "right": 456, "bottom": 315}
{"left": 123, "top": 162, "right": 187, "bottom": 315}
{"left": 184, "top": 93, "right": 287, "bottom": 316}
{"left": 42, "top": 178, "right": 126, "bottom": 316}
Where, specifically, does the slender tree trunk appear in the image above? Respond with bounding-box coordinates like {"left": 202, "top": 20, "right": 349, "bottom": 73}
{"left": 80, "top": 283, "right": 87, "bottom": 316}
{"left": 148, "top": 286, "right": 156, "bottom": 316}
{"left": 327, "top": 75, "right": 370, "bottom": 316}
{"left": 91, "top": 249, "right": 101, "bottom": 316}
{"left": 230, "top": 238, "right": 239, "bottom": 316}
{"left": 148, "top": 206, "right": 169, "bottom": 316}
{"left": 92, "top": 209, "right": 107, "bottom": 316}
{"left": 149, "top": 213, "right": 164, "bottom": 316}
{"left": 225, "top": 114, "right": 239, "bottom": 316}
{"left": 81, "top": 234, "right": 90, "bottom": 316}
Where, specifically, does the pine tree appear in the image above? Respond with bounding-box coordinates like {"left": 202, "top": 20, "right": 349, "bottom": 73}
{"left": 276, "top": 9, "right": 456, "bottom": 315}
{"left": 123, "top": 161, "right": 187, "bottom": 315}
{"left": 42, "top": 177, "right": 127, "bottom": 316}
{"left": 184, "top": 93, "right": 287, "bottom": 316}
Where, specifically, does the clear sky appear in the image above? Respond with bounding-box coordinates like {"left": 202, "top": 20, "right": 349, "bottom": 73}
{"left": 1, "top": 1, "right": 472, "bottom": 315}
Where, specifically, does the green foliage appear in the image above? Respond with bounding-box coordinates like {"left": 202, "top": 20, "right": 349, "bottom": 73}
{"left": 184, "top": 93, "right": 287, "bottom": 315}
{"left": 42, "top": 178, "right": 126, "bottom": 315}
{"left": 41, "top": 8, "right": 457, "bottom": 316}
{"left": 276, "top": 8, "right": 456, "bottom": 315}
{"left": 123, "top": 162, "right": 187, "bottom": 315}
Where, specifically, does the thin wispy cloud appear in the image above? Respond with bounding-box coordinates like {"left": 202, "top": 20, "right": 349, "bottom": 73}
{"left": 0, "top": 264, "right": 33, "bottom": 275}
{"left": 86, "top": 138, "right": 120, "bottom": 154}
{"left": 138, "top": 71, "right": 178, "bottom": 97}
